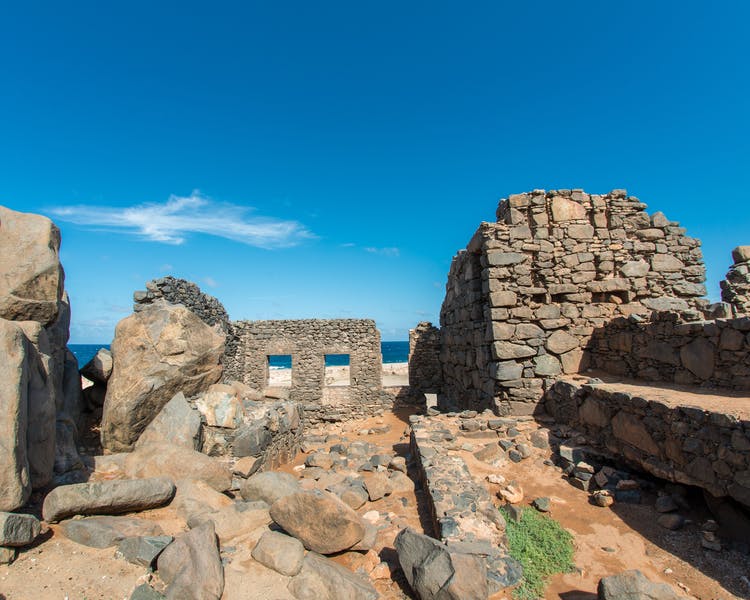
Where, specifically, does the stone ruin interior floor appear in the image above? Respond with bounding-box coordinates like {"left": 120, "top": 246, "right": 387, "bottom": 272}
{"left": 2, "top": 406, "right": 750, "bottom": 600}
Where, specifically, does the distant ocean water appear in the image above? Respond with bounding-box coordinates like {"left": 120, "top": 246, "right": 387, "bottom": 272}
{"left": 70, "top": 341, "right": 410, "bottom": 369}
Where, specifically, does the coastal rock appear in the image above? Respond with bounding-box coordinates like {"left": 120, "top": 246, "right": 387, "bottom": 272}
{"left": 43, "top": 477, "right": 176, "bottom": 522}
{"left": 0, "top": 319, "right": 32, "bottom": 511}
{"left": 195, "top": 385, "right": 242, "bottom": 429}
{"left": 240, "top": 471, "right": 300, "bottom": 505}
{"left": 287, "top": 552, "right": 380, "bottom": 600}
{"left": 135, "top": 392, "right": 202, "bottom": 451}
{"left": 101, "top": 301, "right": 224, "bottom": 452}
{"left": 79, "top": 348, "right": 113, "bottom": 385}
{"left": 60, "top": 515, "right": 164, "bottom": 548}
{"left": 269, "top": 490, "right": 365, "bottom": 555}
{"left": 0, "top": 206, "right": 63, "bottom": 325}
{"left": 156, "top": 521, "right": 224, "bottom": 600}
{"left": 115, "top": 535, "right": 173, "bottom": 567}
{"left": 124, "top": 444, "right": 231, "bottom": 492}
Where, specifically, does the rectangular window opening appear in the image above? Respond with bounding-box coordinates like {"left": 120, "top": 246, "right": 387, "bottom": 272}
{"left": 267, "top": 354, "right": 292, "bottom": 387}
{"left": 325, "top": 354, "right": 351, "bottom": 387}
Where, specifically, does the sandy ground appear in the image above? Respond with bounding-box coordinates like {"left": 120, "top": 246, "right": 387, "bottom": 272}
{"left": 268, "top": 362, "right": 409, "bottom": 387}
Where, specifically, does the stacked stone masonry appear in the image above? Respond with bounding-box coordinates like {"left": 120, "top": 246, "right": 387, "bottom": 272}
{"left": 408, "top": 321, "right": 442, "bottom": 393}
{"left": 721, "top": 246, "right": 750, "bottom": 314}
{"left": 544, "top": 379, "right": 750, "bottom": 509}
{"left": 226, "top": 319, "right": 388, "bottom": 424}
{"left": 589, "top": 313, "right": 750, "bottom": 389}
{"left": 409, "top": 416, "right": 522, "bottom": 594}
{"left": 133, "top": 277, "right": 230, "bottom": 333}
{"left": 439, "top": 189, "right": 709, "bottom": 415}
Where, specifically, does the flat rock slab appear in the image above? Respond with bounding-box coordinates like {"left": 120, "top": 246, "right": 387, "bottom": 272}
{"left": 598, "top": 569, "right": 687, "bottom": 599}
{"left": 124, "top": 444, "right": 231, "bottom": 492}
{"left": 0, "top": 512, "right": 41, "bottom": 547}
{"left": 43, "top": 477, "right": 175, "bottom": 522}
{"left": 252, "top": 530, "right": 305, "bottom": 576}
{"left": 287, "top": 552, "right": 379, "bottom": 600}
{"left": 157, "top": 521, "right": 223, "bottom": 600}
{"left": 240, "top": 471, "right": 300, "bottom": 505}
{"left": 115, "top": 535, "right": 173, "bottom": 567}
{"left": 187, "top": 501, "right": 271, "bottom": 544}
{"left": 270, "top": 490, "right": 365, "bottom": 555}
{"left": 60, "top": 515, "right": 165, "bottom": 548}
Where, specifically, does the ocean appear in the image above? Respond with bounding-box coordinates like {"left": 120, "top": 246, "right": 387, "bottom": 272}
{"left": 70, "top": 341, "right": 410, "bottom": 369}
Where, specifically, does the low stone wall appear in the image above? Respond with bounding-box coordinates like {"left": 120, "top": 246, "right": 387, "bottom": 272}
{"left": 408, "top": 321, "right": 442, "bottom": 393}
{"left": 543, "top": 379, "right": 750, "bottom": 508}
{"left": 409, "top": 416, "right": 521, "bottom": 594}
{"left": 589, "top": 313, "right": 750, "bottom": 389}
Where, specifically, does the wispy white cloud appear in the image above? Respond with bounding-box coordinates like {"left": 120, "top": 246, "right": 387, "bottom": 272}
{"left": 364, "top": 246, "right": 400, "bottom": 257}
{"left": 50, "top": 192, "right": 314, "bottom": 249}
{"left": 202, "top": 276, "right": 218, "bottom": 288}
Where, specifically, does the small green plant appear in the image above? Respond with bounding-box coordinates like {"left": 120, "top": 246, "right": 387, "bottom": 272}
{"left": 500, "top": 506, "right": 575, "bottom": 600}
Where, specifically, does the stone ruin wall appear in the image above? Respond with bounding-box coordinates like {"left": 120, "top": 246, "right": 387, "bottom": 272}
{"left": 226, "top": 319, "right": 390, "bottom": 424}
{"left": 439, "top": 189, "right": 709, "bottom": 415}
{"left": 722, "top": 246, "right": 750, "bottom": 314}
{"left": 544, "top": 379, "right": 750, "bottom": 509}
{"left": 408, "top": 321, "right": 442, "bottom": 394}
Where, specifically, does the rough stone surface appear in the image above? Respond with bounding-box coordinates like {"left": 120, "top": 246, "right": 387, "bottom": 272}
{"left": 115, "top": 535, "right": 173, "bottom": 567}
{"left": 60, "top": 515, "right": 164, "bottom": 548}
{"left": 287, "top": 552, "right": 379, "bottom": 600}
{"left": 0, "top": 512, "right": 41, "bottom": 547}
{"left": 135, "top": 392, "right": 202, "bottom": 450}
{"left": 79, "top": 348, "right": 113, "bottom": 385}
{"left": 252, "top": 530, "right": 305, "bottom": 576}
{"left": 101, "top": 300, "right": 224, "bottom": 451}
{"left": 597, "top": 569, "right": 686, "bottom": 600}
{"left": 240, "top": 471, "right": 300, "bottom": 505}
{"left": 43, "top": 477, "right": 176, "bottom": 522}
{"left": 269, "top": 490, "right": 365, "bottom": 555}
{"left": 156, "top": 521, "right": 224, "bottom": 600}
{"left": 124, "top": 444, "right": 231, "bottom": 492}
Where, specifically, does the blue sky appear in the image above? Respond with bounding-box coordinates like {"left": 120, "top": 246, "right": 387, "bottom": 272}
{"left": 1, "top": 2, "right": 748, "bottom": 343}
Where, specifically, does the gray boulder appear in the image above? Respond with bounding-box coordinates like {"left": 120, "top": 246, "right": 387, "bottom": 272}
{"left": 61, "top": 515, "right": 164, "bottom": 548}
{"left": 124, "top": 444, "right": 231, "bottom": 492}
{"left": 395, "top": 528, "right": 488, "bottom": 600}
{"left": 287, "top": 552, "right": 379, "bottom": 600}
{"left": 0, "top": 512, "right": 41, "bottom": 546}
{"left": 135, "top": 392, "right": 202, "bottom": 450}
{"left": 598, "top": 570, "right": 686, "bottom": 600}
{"left": 240, "top": 471, "right": 300, "bottom": 505}
{"left": 43, "top": 477, "right": 175, "bottom": 522}
{"left": 187, "top": 501, "right": 271, "bottom": 544}
{"left": 115, "top": 535, "right": 173, "bottom": 567}
{"left": 157, "top": 521, "right": 224, "bottom": 600}
{"left": 252, "top": 530, "right": 305, "bottom": 576}
{"left": 80, "top": 348, "right": 113, "bottom": 385}
{"left": 269, "top": 490, "right": 365, "bottom": 555}
{"left": 101, "top": 301, "right": 224, "bottom": 452}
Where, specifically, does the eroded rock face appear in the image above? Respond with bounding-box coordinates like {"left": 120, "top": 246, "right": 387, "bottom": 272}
{"left": 597, "top": 569, "right": 686, "bottom": 600}
{"left": 101, "top": 301, "right": 224, "bottom": 451}
{"left": 0, "top": 206, "right": 63, "bottom": 325}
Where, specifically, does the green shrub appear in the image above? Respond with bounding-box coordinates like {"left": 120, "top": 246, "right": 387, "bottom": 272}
{"left": 500, "top": 506, "right": 575, "bottom": 600}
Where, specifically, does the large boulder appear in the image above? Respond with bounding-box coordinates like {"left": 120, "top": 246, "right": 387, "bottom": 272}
{"left": 60, "top": 515, "right": 164, "bottom": 549}
{"left": 101, "top": 301, "right": 225, "bottom": 451}
{"left": 0, "top": 319, "right": 32, "bottom": 511}
{"left": 157, "top": 521, "right": 224, "bottom": 600}
{"left": 0, "top": 206, "right": 63, "bottom": 325}
{"left": 124, "top": 444, "right": 232, "bottom": 492}
{"left": 287, "top": 552, "right": 379, "bottom": 600}
{"left": 79, "top": 348, "right": 113, "bottom": 385}
{"left": 43, "top": 477, "right": 176, "bottom": 522}
{"left": 135, "top": 392, "right": 202, "bottom": 450}
{"left": 269, "top": 490, "right": 365, "bottom": 555}
{"left": 395, "top": 528, "right": 488, "bottom": 600}
{"left": 240, "top": 471, "right": 301, "bottom": 505}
